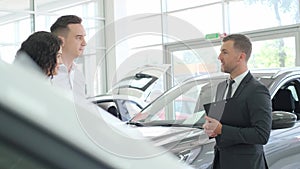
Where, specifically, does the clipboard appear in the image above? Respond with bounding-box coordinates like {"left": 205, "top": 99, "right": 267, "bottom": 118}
{"left": 203, "top": 99, "right": 227, "bottom": 121}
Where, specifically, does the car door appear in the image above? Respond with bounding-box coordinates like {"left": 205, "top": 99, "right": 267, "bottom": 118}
{"left": 265, "top": 75, "right": 300, "bottom": 169}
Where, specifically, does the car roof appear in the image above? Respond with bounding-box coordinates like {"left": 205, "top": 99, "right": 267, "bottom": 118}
{"left": 0, "top": 61, "right": 192, "bottom": 169}
{"left": 251, "top": 67, "right": 300, "bottom": 78}
{"left": 148, "top": 67, "right": 300, "bottom": 103}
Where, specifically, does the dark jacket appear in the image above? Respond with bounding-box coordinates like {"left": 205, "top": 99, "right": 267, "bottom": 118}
{"left": 212, "top": 72, "right": 272, "bottom": 169}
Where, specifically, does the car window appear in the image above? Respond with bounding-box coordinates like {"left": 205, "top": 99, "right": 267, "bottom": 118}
{"left": 96, "top": 100, "right": 116, "bottom": 111}
{"left": 134, "top": 75, "right": 225, "bottom": 123}
{"left": 125, "top": 101, "right": 142, "bottom": 117}
{"left": 148, "top": 82, "right": 212, "bottom": 121}
{"left": 116, "top": 100, "right": 142, "bottom": 121}
{"left": 271, "top": 79, "right": 300, "bottom": 121}
{"left": 145, "top": 85, "right": 199, "bottom": 121}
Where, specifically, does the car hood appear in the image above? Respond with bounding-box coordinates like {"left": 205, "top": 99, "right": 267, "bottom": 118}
{"left": 136, "top": 126, "right": 214, "bottom": 152}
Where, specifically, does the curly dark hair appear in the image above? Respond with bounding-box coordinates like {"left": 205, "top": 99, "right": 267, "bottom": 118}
{"left": 15, "top": 31, "right": 62, "bottom": 78}
{"left": 50, "top": 15, "right": 82, "bottom": 36}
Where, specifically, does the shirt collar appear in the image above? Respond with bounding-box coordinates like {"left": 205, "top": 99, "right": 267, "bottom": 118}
{"left": 58, "top": 62, "right": 76, "bottom": 73}
{"left": 230, "top": 70, "right": 249, "bottom": 87}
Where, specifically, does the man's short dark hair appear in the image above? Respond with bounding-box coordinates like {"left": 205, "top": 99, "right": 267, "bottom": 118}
{"left": 50, "top": 15, "right": 82, "bottom": 35}
{"left": 223, "top": 34, "right": 252, "bottom": 61}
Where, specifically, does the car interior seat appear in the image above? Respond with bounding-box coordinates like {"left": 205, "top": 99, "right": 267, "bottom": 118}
{"left": 272, "top": 88, "right": 296, "bottom": 113}
{"left": 107, "top": 106, "right": 121, "bottom": 120}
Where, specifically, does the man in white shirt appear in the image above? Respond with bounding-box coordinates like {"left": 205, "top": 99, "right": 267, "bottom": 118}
{"left": 50, "top": 15, "right": 87, "bottom": 97}
{"left": 50, "top": 15, "right": 124, "bottom": 123}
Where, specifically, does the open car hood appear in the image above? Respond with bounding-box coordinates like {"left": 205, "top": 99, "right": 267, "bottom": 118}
{"left": 110, "top": 64, "right": 171, "bottom": 103}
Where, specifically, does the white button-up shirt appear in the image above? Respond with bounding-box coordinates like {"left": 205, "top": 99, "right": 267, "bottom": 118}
{"left": 224, "top": 70, "right": 249, "bottom": 99}
{"left": 52, "top": 63, "right": 86, "bottom": 97}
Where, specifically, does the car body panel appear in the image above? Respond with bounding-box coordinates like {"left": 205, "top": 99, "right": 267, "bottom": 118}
{"left": 0, "top": 61, "right": 192, "bottom": 169}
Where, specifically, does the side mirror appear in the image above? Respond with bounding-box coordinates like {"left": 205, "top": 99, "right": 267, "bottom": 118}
{"left": 272, "top": 111, "right": 297, "bottom": 129}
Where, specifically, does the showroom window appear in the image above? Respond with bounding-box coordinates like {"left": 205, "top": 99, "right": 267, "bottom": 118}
{"left": 165, "top": 25, "right": 300, "bottom": 87}
{"left": 112, "top": 0, "right": 300, "bottom": 90}
{"left": 250, "top": 37, "right": 296, "bottom": 69}
{"left": 0, "top": 0, "right": 105, "bottom": 96}
{"left": 1, "top": 0, "right": 299, "bottom": 95}
{"left": 228, "top": 0, "right": 300, "bottom": 32}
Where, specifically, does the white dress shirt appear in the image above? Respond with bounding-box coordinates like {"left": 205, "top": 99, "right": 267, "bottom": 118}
{"left": 52, "top": 63, "right": 86, "bottom": 98}
{"left": 224, "top": 70, "right": 249, "bottom": 99}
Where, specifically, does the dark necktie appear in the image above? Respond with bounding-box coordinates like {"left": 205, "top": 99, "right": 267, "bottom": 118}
{"left": 226, "top": 79, "right": 235, "bottom": 99}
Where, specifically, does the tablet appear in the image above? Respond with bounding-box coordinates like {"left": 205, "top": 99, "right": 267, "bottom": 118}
{"left": 203, "top": 99, "right": 227, "bottom": 121}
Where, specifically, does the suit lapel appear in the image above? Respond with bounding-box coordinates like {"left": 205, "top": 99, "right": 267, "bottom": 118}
{"left": 216, "top": 81, "right": 227, "bottom": 101}
{"left": 232, "top": 72, "right": 253, "bottom": 98}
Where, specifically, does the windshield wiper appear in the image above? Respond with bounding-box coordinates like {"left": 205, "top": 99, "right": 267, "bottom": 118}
{"left": 156, "top": 123, "right": 204, "bottom": 129}
{"left": 126, "top": 120, "right": 204, "bottom": 128}
{"left": 126, "top": 121, "right": 144, "bottom": 126}
{"left": 138, "top": 120, "right": 204, "bottom": 129}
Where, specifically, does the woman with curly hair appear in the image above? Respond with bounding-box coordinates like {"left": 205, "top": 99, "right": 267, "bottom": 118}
{"left": 14, "top": 31, "right": 62, "bottom": 79}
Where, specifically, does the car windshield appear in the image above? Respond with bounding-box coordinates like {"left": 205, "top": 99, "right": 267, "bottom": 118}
{"left": 131, "top": 73, "right": 229, "bottom": 125}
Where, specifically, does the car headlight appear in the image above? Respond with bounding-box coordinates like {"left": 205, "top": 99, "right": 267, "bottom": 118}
{"left": 177, "top": 147, "right": 202, "bottom": 164}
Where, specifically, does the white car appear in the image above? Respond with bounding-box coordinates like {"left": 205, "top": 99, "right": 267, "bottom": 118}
{"left": 89, "top": 64, "right": 171, "bottom": 121}
{"left": 0, "top": 61, "right": 192, "bottom": 169}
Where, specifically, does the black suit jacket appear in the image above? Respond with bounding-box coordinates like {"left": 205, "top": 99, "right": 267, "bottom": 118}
{"left": 212, "top": 72, "right": 272, "bottom": 169}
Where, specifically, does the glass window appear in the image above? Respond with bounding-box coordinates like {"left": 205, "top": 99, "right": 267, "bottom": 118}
{"left": 0, "top": 0, "right": 30, "bottom": 10}
{"left": 150, "top": 84, "right": 202, "bottom": 121}
{"left": 249, "top": 37, "right": 296, "bottom": 68}
{"left": 114, "top": 0, "right": 161, "bottom": 20}
{"left": 228, "top": 1, "right": 300, "bottom": 33}
{"left": 166, "top": 0, "right": 221, "bottom": 12}
{"left": 169, "top": 3, "right": 223, "bottom": 39}
{"left": 115, "top": 45, "right": 163, "bottom": 73}
{"left": 0, "top": 1, "right": 32, "bottom": 63}
{"left": 55, "top": 5, "right": 84, "bottom": 17}
{"left": 118, "top": 100, "right": 142, "bottom": 120}
{"left": 124, "top": 34, "right": 163, "bottom": 49}
{"left": 171, "top": 45, "right": 220, "bottom": 83}
{"left": 0, "top": 17, "right": 31, "bottom": 63}
{"left": 134, "top": 78, "right": 222, "bottom": 122}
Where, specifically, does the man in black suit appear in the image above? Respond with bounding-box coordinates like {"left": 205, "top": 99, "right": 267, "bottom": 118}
{"left": 203, "top": 34, "right": 272, "bottom": 169}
